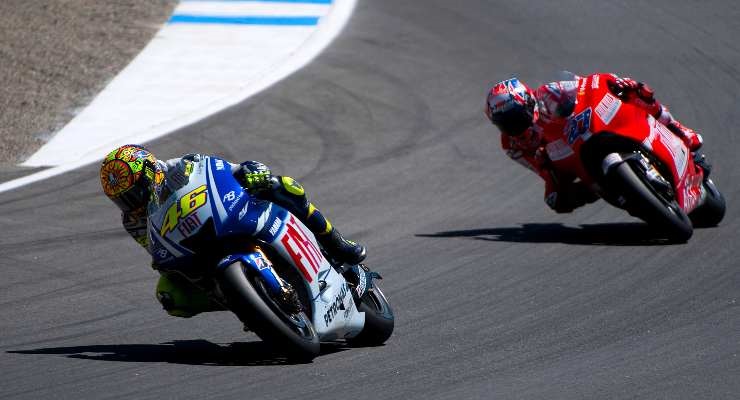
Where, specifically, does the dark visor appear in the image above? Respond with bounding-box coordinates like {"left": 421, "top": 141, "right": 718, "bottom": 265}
{"left": 491, "top": 106, "right": 533, "bottom": 136}
{"left": 111, "top": 181, "right": 149, "bottom": 213}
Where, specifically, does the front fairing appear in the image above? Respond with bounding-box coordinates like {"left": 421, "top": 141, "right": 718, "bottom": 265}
{"left": 565, "top": 75, "right": 702, "bottom": 212}
{"left": 146, "top": 156, "right": 276, "bottom": 270}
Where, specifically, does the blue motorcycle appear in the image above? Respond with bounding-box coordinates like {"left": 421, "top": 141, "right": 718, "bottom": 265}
{"left": 147, "top": 156, "right": 394, "bottom": 360}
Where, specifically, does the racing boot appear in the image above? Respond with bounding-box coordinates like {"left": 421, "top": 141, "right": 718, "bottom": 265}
{"left": 667, "top": 120, "right": 703, "bottom": 151}
{"left": 655, "top": 105, "right": 703, "bottom": 151}
{"left": 666, "top": 120, "right": 710, "bottom": 177}
{"left": 241, "top": 169, "right": 367, "bottom": 265}
{"left": 316, "top": 227, "right": 366, "bottom": 266}
{"left": 693, "top": 152, "right": 712, "bottom": 179}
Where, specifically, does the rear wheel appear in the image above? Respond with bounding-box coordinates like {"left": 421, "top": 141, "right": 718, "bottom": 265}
{"left": 347, "top": 285, "right": 394, "bottom": 347}
{"left": 608, "top": 158, "right": 693, "bottom": 242}
{"left": 218, "top": 262, "right": 320, "bottom": 360}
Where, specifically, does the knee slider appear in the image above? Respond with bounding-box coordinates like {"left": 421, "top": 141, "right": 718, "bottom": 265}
{"left": 280, "top": 176, "right": 305, "bottom": 196}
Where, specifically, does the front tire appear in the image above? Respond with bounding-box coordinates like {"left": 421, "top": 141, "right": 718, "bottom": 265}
{"left": 347, "top": 285, "right": 394, "bottom": 347}
{"left": 608, "top": 160, "right": 693, "bottom": 242}
{"left": 218, "top": 262, "right": 320, "bottom": 360}
{"left": 689, "top": 178, "right": 726, "bottom": 227}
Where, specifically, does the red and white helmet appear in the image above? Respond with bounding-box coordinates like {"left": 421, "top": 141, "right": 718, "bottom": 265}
{"left": 485, "top": 78, "right": 537, "bottom": 136}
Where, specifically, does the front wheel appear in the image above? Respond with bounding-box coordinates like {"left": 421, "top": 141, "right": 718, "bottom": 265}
{"left": 689, "top": 178, "right": 726, "bottom": 227}
{"left": 218, "top": 262, "right": 320, "bottom": 360}
{"left": 347, "top": 285, "right": 394, "bottom": 347}
{"left": 608, "top": 160, "right": 693, "bottom": 242}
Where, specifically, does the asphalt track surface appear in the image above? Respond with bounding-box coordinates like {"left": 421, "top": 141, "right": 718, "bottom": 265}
{"left": 1, "top": 1, "right": 739, "bottom": 399}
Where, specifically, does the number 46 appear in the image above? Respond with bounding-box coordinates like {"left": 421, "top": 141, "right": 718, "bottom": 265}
{"left": 160, "top": 185, "right": 207, "bottom": 236}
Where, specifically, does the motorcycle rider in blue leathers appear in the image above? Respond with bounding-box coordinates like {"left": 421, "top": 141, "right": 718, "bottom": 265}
{"left": 100, "top": 144, "right": 365, "bottom": 317}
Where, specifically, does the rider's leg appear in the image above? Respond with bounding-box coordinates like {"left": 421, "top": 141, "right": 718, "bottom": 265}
{"left": 237, "top": 161, "right": 366, "bottom": 265}
{"left": 267, "top": 176, "right": 366, "bottom": 265}
{"left": 655, "top": 105, "right": 703, "bottom": 151}
{"left": 622, "top": 83, "right": 703, "bottom": 152}
{"left": 655, "top": 105, "right": 710, "bottom": 176}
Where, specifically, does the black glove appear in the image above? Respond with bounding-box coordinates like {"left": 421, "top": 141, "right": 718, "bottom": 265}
{"left": 238, "top": 161, "right": 274, "bottom": 193}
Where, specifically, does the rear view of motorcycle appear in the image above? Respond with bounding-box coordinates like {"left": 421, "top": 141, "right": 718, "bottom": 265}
{"left": 555, "top": 74, "right": 725, "bottom": 242}
{"left": 149, "top": 156, "right": 394, "bottom": 360}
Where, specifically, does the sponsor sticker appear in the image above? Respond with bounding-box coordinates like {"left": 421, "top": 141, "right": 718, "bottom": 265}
{"left": 227, "top": 191, "right": 245, "bottom": 212}
{"left": 269, "top": 218, "right": 281, "bottom": 236}
{"left": 595, "top": 93, "right": 621, "bottom": 125}
{"left": 238, "top": 202, "right": 249, "bottom": 220}
{"left": 249, "top": 252, "right": 270, "bottom": 270}
{"left": 280, "top": 216, "right": 322, "bottom": 282}
{"left": 177, "top": 213, "right": 202, "bottom": 237}
{"left": 323, "top": 284, "right": 349, "bottom": 327}
{"left": 356, "top": 269, "right": 368, "bottom": 297}
{"left": 654, "top": 121, "right": 688, "bottom": 179}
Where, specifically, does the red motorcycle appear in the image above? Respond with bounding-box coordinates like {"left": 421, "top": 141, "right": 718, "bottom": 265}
{"left": 546, "top": 73, "right": 725, "bottom": 242}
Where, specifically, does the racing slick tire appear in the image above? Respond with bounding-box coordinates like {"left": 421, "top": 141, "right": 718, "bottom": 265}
{"left": 218, "top": 261, "right": 320, "bottom": 361}
{"left": 609, "top": 160, "right": 693, "bottom": 242}
{"left": 689, "top": 178, "right": 726, "bottom": 227}
{"left": 347, "top": 284, "right": 394, "bottom": 347}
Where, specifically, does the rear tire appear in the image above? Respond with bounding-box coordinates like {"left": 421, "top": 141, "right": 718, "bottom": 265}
{"left": 347, "top": 285, "right": 394, "bottom": 347}
{"left": 218, "top": 262, "right": 320, "bottom": 360}
{"left": 689, "top": 178, "right": 726, "bottom": 227}
{"left": 608, "top": 161, "right": 693, "bottom": 242}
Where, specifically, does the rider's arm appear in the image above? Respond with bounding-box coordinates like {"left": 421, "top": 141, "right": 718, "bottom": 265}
{"left": 232, "top": 160, "right": 278, "bottom": 192}
{"left": 501, "top": 133, "right": 575, "bottom": 212}
{"left": 232, "top": 161, "right": 305, "bottom": 207}
{"left": 500, "top": 132, "right": 544, "bottom": 174}
{"left": 231, "top": 160, "right": 323, "bottom": 229}
{"left": 602, "top": 73, "right": 663, "bottom": 117}
{"left": 121, "top": 209, "right": 150, "bottom": 250}
{"left": 161, "top": 154, "right": 202, "bottom": 192}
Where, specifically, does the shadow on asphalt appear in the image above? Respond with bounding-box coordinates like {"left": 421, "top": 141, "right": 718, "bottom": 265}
{"left": 8, "top": 340, "right": 349, "bottom": 366}
{"left": 417, "top": 222, "right": 679, "bottom": 246}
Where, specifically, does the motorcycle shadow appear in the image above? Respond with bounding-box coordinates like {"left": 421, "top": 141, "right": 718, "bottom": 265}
{"left": 418, "top": 222, "right": 679, "bottom": 246}
{"left": 8, "top": 339, "right": 348, "bottom": 366}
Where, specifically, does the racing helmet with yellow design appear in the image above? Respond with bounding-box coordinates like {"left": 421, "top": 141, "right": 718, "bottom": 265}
{"left": 100, "top": 144, "right": 164, "bottom": 213}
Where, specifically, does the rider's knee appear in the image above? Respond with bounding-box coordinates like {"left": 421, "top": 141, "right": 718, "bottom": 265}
{"left": 156, "top": 273, "right": 218, "bottom": 318}
{"left": 279, "top": 176, "right": 306, "bottom": 197}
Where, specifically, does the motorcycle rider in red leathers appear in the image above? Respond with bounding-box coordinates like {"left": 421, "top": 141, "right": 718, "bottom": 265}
{"left": 484, "top": 73, "right": 708, "bottom": 213}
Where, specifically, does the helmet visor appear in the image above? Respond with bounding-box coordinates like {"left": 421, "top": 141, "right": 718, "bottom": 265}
{"left": 110, "top": 181, "right": 149, "bottom": 213}
{"left": 491, "top": 106, "right": 533, "bottom": 136}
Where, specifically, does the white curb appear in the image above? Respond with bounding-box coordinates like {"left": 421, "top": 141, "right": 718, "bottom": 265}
{"left": 0, "top": 0, "right": 355, "bottom": 194}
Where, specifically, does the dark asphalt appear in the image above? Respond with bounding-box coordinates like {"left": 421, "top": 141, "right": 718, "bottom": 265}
{"left": 1, "top": 1, "right": 739, "bottom": 399}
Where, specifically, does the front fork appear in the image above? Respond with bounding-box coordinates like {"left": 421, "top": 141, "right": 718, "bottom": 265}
{"left": 337, "top": 263, "right": 382, "bottom": 305}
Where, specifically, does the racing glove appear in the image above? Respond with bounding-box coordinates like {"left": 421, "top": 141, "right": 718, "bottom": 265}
{"left": 166, "top": 159, "right": 191, "bottom": 192}
{"left": 239, "top": 161, "right": 275, "bottom": 193}
{"left": 243, "top": 171, "right": 273, "bottom": 192}
{"left": 608, "top": 76, "right": 662, "bottom": 117}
